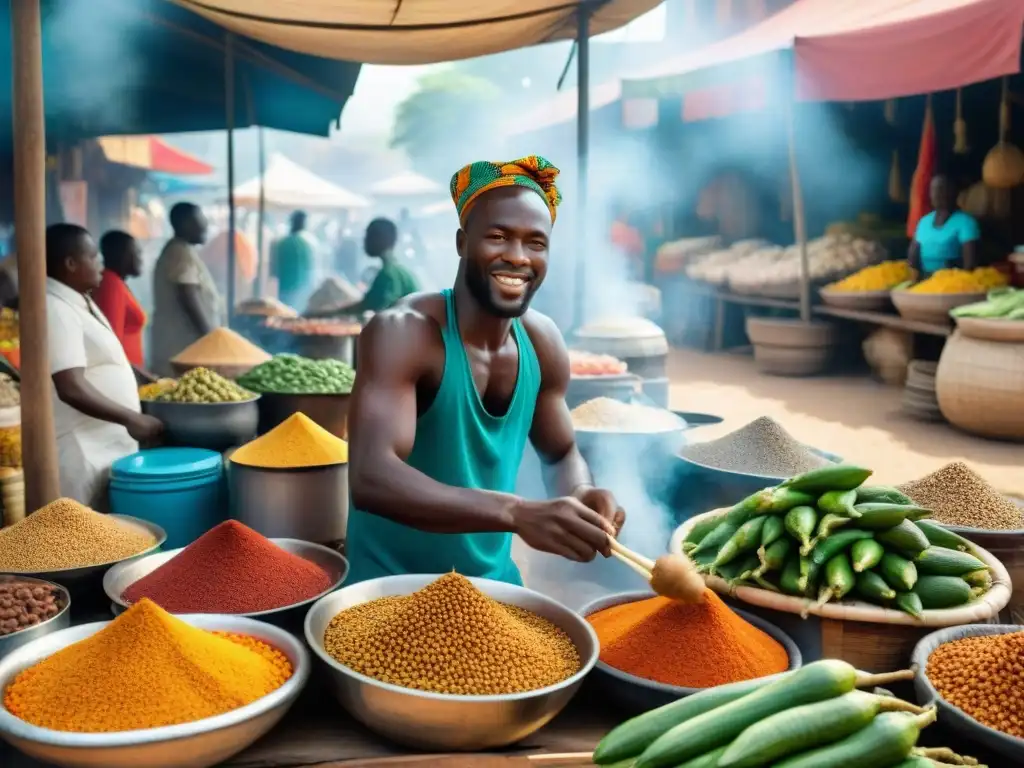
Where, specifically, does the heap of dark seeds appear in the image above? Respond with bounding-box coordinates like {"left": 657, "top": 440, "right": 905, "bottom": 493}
{"left": 679, "top": 416, "right": 831, "bottom": 477}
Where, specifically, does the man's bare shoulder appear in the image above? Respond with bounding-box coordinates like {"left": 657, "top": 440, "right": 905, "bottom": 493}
{"left": 360, "top": 292, "right": 446, "bottom": 358}
{"left": 520, "top": 309, "right": 569, "bottom": 381}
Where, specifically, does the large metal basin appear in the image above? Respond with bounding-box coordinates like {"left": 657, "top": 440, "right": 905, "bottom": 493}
{"left": 255, "top": 392, "right": 350, "bottom": 438}
{"left": 142, "top": 398, "right": 260, "bottom": 452}
{"left": 228, "top": 461, "right": 348, "bottom": 544}
{"left": 303, "top": 574, "right": 597, "bottom": 751}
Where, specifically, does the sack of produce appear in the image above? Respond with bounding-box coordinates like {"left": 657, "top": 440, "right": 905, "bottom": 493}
{"left": 670, "top": 464, "right": 1011, "bottom": 626}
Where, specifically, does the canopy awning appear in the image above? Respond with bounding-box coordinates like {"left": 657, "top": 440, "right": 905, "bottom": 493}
{"left": 505, "top": 80, "right": 624, "bottom": 137}
{"left": 233, "top": 153, "right": 371, "bottom": 210}
{"left": 370, "top": 171, "right": 443, "bottom": 197}
{"left": 171, "top": 0, "right": 664, "bottom": 65}
{"left": 623, "top": 0, "right": 1024, "bottom": 103}
{"left": 98, "top": 135, "right": 214, "bottom": 175}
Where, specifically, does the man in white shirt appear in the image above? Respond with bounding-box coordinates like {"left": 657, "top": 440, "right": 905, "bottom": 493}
{"left": 46, "top": 223, "right": 163, "bottom": 508}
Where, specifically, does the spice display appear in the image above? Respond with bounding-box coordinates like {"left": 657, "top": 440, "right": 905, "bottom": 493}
{"left": 306, "top": 276, "right": 363, "bottom": 313}
{"left": 3, "top": 599, "right": 292, "bottom": 732}
{"left": 323, "top": 572, "right": 580, "bottom": 695}
{"left": 266, "top": 316, "right": 362, "bottom": 336}
{"left": 231, "top": 412, "right": 348, "bottom": 468}
{"left": 587, "top": 592, "right": 788, "bottom": 688}
{"left": 907, "top": 267, "right": 1009, "bottom": 294}
{"left": 0, "top": 579, "right": 64, "bottom": 636}
{"left": 951, "top": 286, "right": 1024, "bottom": 320}
{"left": 137, "top": 378, "right": 176, "bottom": 401}
{"left": 122, "top": 520, "right": 333, "bottom": 613}
{"left": 235, "top": 297, "right": 297, "bottom": 318}
{"left": 926, "top": 630, "right": 1024, "bottom": 739}
{"left": 899, "top": 461, "right": 1023, "bottom": 530}
{"left": 237, "top": 354, "right": 356, "bottom": 395}
{"left": 568, "top": 350, "right": 628, "bottom": 376}
{"left": 571, "top": 397, "right": 684, "bottom": 432}
{"left": 170, "top": 327, "right": 271, "bottom": 367}
{"left": 826, "top": 261, "right": 915, "bottom": 292}
{"left": 592, "top": 659, "right": 947, "bottom": 768}
{"left": 0, "top": 372, "right": 19, "bottom": 407}
{"left": 682, "top": 465, "right": 994, "bottom": 616}
{"left": 0, "top": 424, "right": 21, "bottom": 467}
{"left": 679, "top": 416, "right": 831, "bottom": 476}
{"left": 156, "top": 366, "right": 256, "bottom": 404}
{"left": 0, "top": 307, "right": 18, "bottom": 343}
{"left": 0, "top": 498, "right": 155, "bottom": 571}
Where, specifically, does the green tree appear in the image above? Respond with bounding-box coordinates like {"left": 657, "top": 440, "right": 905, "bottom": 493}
{"left": 390, "top": 71, "right": 503, "bottom": 181}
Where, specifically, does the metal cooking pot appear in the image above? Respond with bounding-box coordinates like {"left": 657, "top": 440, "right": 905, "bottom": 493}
{"left": 141, "top": 398, "right": 260, "bottom": 452}
{"left": 228, "top": 461, "right": 348, "bottom": 545}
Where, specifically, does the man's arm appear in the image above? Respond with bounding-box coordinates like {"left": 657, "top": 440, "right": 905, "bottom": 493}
{"left": 52, "top": 368, "right": 145, "bottom": 428}
{"left": 176, "top": 284, "right": 215, "bottom": 335}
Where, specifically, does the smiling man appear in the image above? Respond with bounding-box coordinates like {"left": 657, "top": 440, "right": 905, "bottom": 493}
{"left": 346, "top": 156, "right": 624, "bottom": 584}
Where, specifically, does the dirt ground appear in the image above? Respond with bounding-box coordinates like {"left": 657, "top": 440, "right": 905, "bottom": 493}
{"left": 667, "top": 348, "right": 1022, "bottom": 495}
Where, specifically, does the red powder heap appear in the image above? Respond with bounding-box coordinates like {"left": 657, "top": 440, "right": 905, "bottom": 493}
{"left": 122, "top": 520, "right": 334, "bottom": 613}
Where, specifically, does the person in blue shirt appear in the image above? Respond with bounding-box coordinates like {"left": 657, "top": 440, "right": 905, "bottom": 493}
{"left": 909, "top": 175, "right": 980, "bottom": 277}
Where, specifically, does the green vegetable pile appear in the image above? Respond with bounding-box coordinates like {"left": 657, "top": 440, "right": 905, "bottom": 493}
{"left": 592, "top": 660, "right": 986, "bottom": 767}
{"left": 950, "top": 287, "right": 1024, "bottom": 320}
{"left": 156, "top": 367, "right": 255, "bottom": 404}
{"left": 682, "top": 465, "right": 993, "bottom": 617}
{"left": 237, "top": 354, "right": 355, "bottom": 395}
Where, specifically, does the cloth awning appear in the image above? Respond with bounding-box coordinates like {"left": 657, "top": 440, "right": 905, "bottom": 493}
{"left": 505, "top": 81, "right": 624, "bottom": 137}
{"left": 622, "top": 0, "right": 1024, "bottom": 103}
{"left": 98, "top": 136, "right": 214, "bottom": 175}
{"left": 370, "top": 172, "right": 443, "bottom": 197}
{"left": 233, "top": 153, "right": 370, "bottom": 210}
{"left": 171, "top": 0, "right": 664, "bottom": 65}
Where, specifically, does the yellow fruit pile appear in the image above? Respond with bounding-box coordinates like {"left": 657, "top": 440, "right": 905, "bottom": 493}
{"left": 828, "top": 261, "right": 915, "bottom": 292}
{"left": 138, "top": 379, "right": 176, "bottom": 401}
{"left": 909, "top": 267, "right": 1010, "bottom": 294}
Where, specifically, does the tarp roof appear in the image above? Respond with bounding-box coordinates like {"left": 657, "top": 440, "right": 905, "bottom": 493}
{"left": 172, "top": 0, "right": 665, "bottom": 65}
{"left": 505, "top": 80, "right": 624, "bottom": 137}
{"left": 623, "top": 0, "right": 1024, "bottom": 102}
{"left": 370, "top": 171, "right": 443, "bottom": 197}
{"left": 233, "top": 153, "right": 371, "bottom": 210}
{"left": 98, "top": 136, "right": 214, "bottom": 175}
{"left": 0, "top": 0, "right": 361, "bottom": 142}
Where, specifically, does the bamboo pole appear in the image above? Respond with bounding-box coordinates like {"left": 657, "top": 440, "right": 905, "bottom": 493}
{"left": 225, "top": 33, "right": 237, "bottom": 325}
{"left": 11, "top": 0, "right": 60, "bottom": 510}
{"left": 786, "top": 97, "right": 811, "bottom": 323}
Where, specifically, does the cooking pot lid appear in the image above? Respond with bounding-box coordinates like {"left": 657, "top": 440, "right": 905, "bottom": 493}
{"left": 112, "top": 447, "right": 222, "bottom": 479}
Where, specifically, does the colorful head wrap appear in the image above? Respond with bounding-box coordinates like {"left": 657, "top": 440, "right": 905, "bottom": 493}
{"left": 450, "top": 156, "right": 562, "bottom": 225}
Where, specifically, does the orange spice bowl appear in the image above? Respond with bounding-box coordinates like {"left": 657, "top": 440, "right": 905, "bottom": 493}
{"left": 578, "top": 590, "right": 802, "bottom": 713}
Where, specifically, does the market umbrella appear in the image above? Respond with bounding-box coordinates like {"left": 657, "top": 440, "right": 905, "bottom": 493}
{"left": 232, "top": 154, "right": 370, "bottom": 211}
{"left": 97, "top": 136, "right": 215, "bottom": 175}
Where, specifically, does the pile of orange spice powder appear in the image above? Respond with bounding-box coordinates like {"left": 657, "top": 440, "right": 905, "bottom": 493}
{"left": 587, "top": 591, "right": 789, "bottom": 688}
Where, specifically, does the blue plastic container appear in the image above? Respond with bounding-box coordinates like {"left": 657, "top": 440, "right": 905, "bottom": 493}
{"left": 109, "top": 448, "right": 226, "bottom": 549}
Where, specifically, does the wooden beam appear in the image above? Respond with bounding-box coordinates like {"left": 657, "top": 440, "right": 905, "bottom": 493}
{"left": 11, "top": 0, "right": 60, "bottom": 511}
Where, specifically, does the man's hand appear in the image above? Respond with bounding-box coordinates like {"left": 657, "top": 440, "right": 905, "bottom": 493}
{"left": 511, "top": 497, "right": 616, "bottom": 562}
{"left": 572, "top": 485, "right": 626, "bottom": 539}
{"left": 127, "top": 413, "right": 164, "bottom": 444}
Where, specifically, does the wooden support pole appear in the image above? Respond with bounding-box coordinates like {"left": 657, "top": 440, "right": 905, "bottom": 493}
{"left": 225, "top": 33, "right": 237, "bottom": 325}
{"left": 572, "top": 5, "right": 591, "bottom": 331}
{"left": 786, "top": 97, "right": 811, "bottom": 323}
{"left": 11, "top": 0, "right": 60, "bottom": 511}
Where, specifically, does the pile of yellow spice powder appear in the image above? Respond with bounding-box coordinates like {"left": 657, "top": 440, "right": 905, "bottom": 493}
{"left": 323, "top": 573, "right": 580, "bottom": 695}
{"left": 3, "top": 599, "right": 292, "bottom": 732}
{"left": 230, "top": 412, "right": 348, "bottom": 469}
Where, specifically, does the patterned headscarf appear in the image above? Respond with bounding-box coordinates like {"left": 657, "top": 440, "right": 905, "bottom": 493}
{"left": 450, "top": 156, "right": 562, "bottom": 225}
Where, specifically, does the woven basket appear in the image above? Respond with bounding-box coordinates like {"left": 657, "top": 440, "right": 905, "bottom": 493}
{"left": 670, "top": 509, "right": 1012, "bottom": 671}
{"left": 935, "top": 331, "right": 1024, "bottom": 440}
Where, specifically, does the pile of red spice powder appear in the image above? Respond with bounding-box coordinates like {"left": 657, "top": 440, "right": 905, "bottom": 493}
{"left": 122, "top": 520, "right": 334, "bottom": 613}
{"left": 587, "top": 591, "right": 789, "bottom": 688}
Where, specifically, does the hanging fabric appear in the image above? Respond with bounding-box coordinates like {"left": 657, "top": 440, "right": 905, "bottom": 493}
{"left": 906, "top": 95, "right": 937, "bottom": 238}
{"left": 953, "top": 89, "right": 969, "bottom": 155}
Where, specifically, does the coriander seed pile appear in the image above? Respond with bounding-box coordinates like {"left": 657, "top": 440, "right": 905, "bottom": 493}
{"left": 899, "top": 461, "right": 1023, "bottom": 530}
{"left": 323, "top": 573, "right": 580, "bottom": 695}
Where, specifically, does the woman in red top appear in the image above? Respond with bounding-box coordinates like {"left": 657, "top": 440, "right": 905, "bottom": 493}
{"left": 92, "top": 230, "right": 146, "bottom": 368}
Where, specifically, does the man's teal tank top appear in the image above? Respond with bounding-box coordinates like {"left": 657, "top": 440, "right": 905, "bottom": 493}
{"left": 346, "top": 288, "right": 541, "bottom": 585}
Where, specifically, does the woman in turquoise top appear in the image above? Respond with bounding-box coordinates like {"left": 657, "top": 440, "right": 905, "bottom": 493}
{"left": 909, "top": 175, "right": 980, "bottom": 277}
{"left": 345, "top": 157, "right": 624, "bottom": 585}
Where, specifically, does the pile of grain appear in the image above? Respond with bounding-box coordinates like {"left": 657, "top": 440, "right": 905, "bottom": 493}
{"left": 899, "top": 461, "right": 1023, "bottom": 530}
{"left": 171, "top": 327, "right": 271, "bottom": 367}
{"left": 0, "top": 498, "right": 156, "bottom": 571}
{"left": 571, "top": 397, "right": 684, "bottom": 433}
{"left": 679, "top": 416, "right": 831, "bottom": 476}
{"left": 323, "top": 573, "right": 580, "bottom": 695}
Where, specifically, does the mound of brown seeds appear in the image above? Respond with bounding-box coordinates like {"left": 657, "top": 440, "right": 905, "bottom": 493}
{"left": 899, "top": 462, "right": 1023, "bottom": 530}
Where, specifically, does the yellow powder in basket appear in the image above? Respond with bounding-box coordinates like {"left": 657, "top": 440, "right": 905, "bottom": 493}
{"left": 171, "top": 327, "right": 271, "bottom": 366}
{"left": 231, "top": 412, "right": 348, "bottom": 468}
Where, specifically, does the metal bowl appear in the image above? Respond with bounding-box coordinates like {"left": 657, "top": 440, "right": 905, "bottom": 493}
{"left": 255, "top": 392, "right": 351, "bottom": 438}
{"left": 0, "top": 576, "right": 71, "bottom": 661}
{"left": 303, "top": 574, "right": 598, "bottom": 751}
{"left": 673, "top": 446, "right": 842, "bottom": 498}
{"left": 912, "top": 624, "right": 1024, "bottom": 762}
{"left": 142, "top": 397, "right": 260, "bottom": 452}
{"left": 4, "top": 515, "right": 167, "bottom": 582}
{"left": 103, "top": 538, "right": 348, "bottom": 621}
{"left": 227, "top": 462, "right": 348, "bottom": 544}
{"left": 578, "top": 590, "right": 802, "bottom": 712}
{"left": 0, "top": 614, "right": 309, "bottom": 768}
